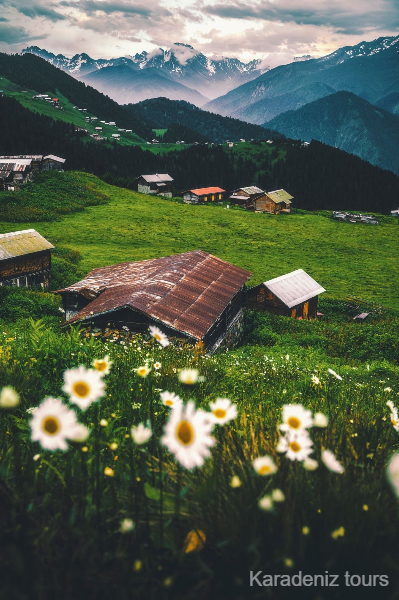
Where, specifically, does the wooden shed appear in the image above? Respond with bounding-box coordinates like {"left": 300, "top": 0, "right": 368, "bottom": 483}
{"left": 42, "top": 155, "right": 66, "bottom": 171}
{"left": 229, "top": 186, "right": 267, "bottom": 211}
{"left": 263, "top": 189, "right": 293, "bottom": 214}
{"left": 54, "top": 250, "right": 252, "bottom": 353}
{"left": 136, "top": 174, "right": 174, "bottom": 197}
{"left": 247, "top": 269, "right": 325, "bottom": 319}
{"left": 0, "top": 229, "right": 54, "bottom": 288}
{"left": 182, "top": 187, "right": 226, "bottom": 204}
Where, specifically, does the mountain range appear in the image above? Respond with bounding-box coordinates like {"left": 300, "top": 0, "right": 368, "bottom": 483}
{"left": 204, "top": 35, "right": 399, "bottom": 123}
{"left": 264, "top": 91, "right": 399, "bottom": 175}
{"left": 22, "top": 44, "right": 268, "bottom": 105}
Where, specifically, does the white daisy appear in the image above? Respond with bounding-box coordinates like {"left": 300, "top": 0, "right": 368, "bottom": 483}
{"left": 314, "top": 412, "right": 328, "bottom": 427}
{"left": 154, "top": 362, "right": 162, "bottom": 370}
{"left": 178, "top": 369, "right": 199, "bottom": 385}
{"left": 321, "top": 450, "right": 345, "bottom": 473}
{"left": 277, "top": 431, "right": 313, "bottom": 462}
{"left": 280, "top": 404, "right": 313, "bottom": 433}
{"left": 63, "top": 366, "right": 105, "bottom": 411}
{"left": 30, "top": 397, "right": 79, "bottom": 451}
{"left": 311, "top": 375, "right": 320, "bottom": 386}
{"left": 387, "top": 453, "right": 399, "bottom": 498}
{"left": 303, "top": 457, "right": 319, "bottom": 471}
{"left": 135, "top": 365, "right": 151, "bottom": 378}
{"left": 149, "top": 325, "right": 169, "bottom": 347}
{"left": 92, "top": 355, "right": 113, "bottom": 376}
{"left": 258, "top": 495, "right": 273, "bottom": 511}
{"left": 328, "top": 368, "right": 343, "bottom": 380}
{"left": 253, "top": 456, "right": 277, "bottom": 476}
{"left": 209, "top": 398, "right": 237, "bottom": 425}
{"left": 162, "top": 401, "right": 215, "bottom": 469}
{"left": 131, "top": 423, "right": 152, "bottom": 445}
{"left": 160, "top": 390, "right": 183, "bottom": 408}
{"left": 0, "top": 386, "right": 19, "bottom": 408}
{"left": 272, "top": 489, "right": 285, "bottom": 502}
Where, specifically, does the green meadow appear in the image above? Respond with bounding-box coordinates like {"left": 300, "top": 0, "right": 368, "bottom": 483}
{"left": 0, "top": 172, "right": 397, "bottom": 309}
{"left": 0, "top": 172, "right": 399, "bottom": 598}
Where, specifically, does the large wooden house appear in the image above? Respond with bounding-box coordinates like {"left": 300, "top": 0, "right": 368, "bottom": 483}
{"left": 182, "top": 187, "right": 226, "bottom": 204}
{"left": 262, "top": 189, "right": 293, "bottom": 214}
{"left": 0, "top": 229, "right": 54, "bottom": 288}
{"left": 0, "top": 155, "right": 66, "bottom": 190}
{"left": 229, "top": 186, "right": 267, "bottom": 210}
{"left": 136, "top": 174, "right": 174, "bottom": 197}
{"left": 55, "top": 250, "right": 252, "bottom": 353}
{"left": 247, "top": 269, "right": 325, "bottom": 319}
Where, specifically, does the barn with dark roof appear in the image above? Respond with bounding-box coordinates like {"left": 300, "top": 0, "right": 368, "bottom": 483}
{"left": 55, "top": 250, "right": 252, "bottom": 352}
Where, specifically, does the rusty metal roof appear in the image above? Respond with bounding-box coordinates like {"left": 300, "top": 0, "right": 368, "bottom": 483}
{"left": 185, "top": 187, "right": 226, "bottom": 196}
{"left": 0, "top": 229, "right": 54, "bottom": 260}
{"left": 56, "top": 250, "right": 252, "bottom": 340}
{"left": 0, "top": 163, "right": 14, "bottom": 179}
{"left": 264, "top": 269, "right": 325, "bottom": 308}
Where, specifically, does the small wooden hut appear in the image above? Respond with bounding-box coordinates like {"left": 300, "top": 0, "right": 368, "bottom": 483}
{"left": 263, "top": 189, "right": 293, "bottom": 214}
{"left": 0, "top": 229, "right": 54, "bottom": 288}
{"left": 247, "top": 269, "right": 325, "bottom": 319}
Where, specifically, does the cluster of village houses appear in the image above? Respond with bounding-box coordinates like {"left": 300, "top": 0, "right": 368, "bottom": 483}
{"left": 0, "top": 229, "right": 325, "bottom": 353}
{"left": 137, "top": 173, "right": 293, "bottom": 214}
{"left": 0, "top": 155, "right": 65, "bottom": 191}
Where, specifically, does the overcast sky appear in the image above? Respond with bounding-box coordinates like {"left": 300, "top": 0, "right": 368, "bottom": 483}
{"left": 0, "top": 0, "right": 398, "bottom": 66}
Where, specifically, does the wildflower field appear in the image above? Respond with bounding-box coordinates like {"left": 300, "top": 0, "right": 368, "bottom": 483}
{"left": 1, "top": 297, "right": 399, "bottom": 599}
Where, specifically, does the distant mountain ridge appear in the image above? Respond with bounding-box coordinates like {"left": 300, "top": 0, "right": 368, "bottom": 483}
{"left": 22, "top": 44, "right": 269, "bottom": 104}
{"left": 204, "top": 35, "right": 399, "bottom": 123}
{"left": 264, "top": 91, "right": 399, "bottom": 175}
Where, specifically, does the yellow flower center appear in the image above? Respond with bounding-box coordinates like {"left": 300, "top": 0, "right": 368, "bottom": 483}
{"left": 214, "top": 408, "right": 227, "bottom": 419}
{"left": 73, "top": 381, "right": 90, "bottom": 398}
{"left": 289, "top": 441, "right": 301, "bottom": 453}
{"left": 259, "top": 465, "right": 271, "bottom": 475}
{"left": 42, "top": 416, "right": 60, "bottom": 435}
{"left": 287, "top": 416, "right": 301, "bottom": 429}
{"left": 155, "top": 334, "right": 162, "bottom": 341}
{"left": 176, "top": 420, "right": 194, "bottom": 446}
{"left": 137, "top": 368, "right": 147, "bottom": 376}
{"left": 392, "top": 419, "right": 397, "bottom": 425}
{"left": 165, "top": 400, "right": 173, "bottom": 407}
{"left": 95, "top": 360, "right": 107, "bottom": 371}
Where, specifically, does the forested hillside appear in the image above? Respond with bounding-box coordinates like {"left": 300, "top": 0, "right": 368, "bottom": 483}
{"left": 2, "top": 96, "right": 399, "bottom": 213}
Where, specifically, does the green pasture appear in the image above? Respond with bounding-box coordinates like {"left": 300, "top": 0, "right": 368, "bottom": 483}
{"left": 0, "top": 172, "right": 397, "bottom": 309}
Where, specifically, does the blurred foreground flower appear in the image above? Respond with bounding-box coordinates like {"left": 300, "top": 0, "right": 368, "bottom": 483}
{"left": 230, "top": 475, "right": 242, "bottom": 488}
{"left": 178, "top": 369, "right": 199, "bottom": 385}
{"left": 331, "top": 526, "right": 345, "bottom": 539}
{"left": 120, "top": 518, "right": 135, "bottom": 533}
{"left": 131, "top": 423, "right": 152, "bottom": 445}
{"left": 209, "top": 398, "right": 237, "bottom": 425}
{"left": 160, "top": 391, "right": 183, "bottom": 408}
{"left": 258, "top": 496, "right": 273, "bottom": 511}
{"left": 92, "top": 355, "right": 113, "bottom": 376}
{"left": 253, "top": 456, "right": 277, "bottom": 476}
{"left": 272, "top": 489, "right": 285, "bottom": 502}
{"left": 135, "top": 365, "right": 151, "bottom": 378}
{"left": 321, "top": 450, "right": 344, "bottom": 474}
{"left": 314, "top": 412, "right": 328, "bottom": 427}
{"left": 280, "top": 404, "right": 313, "bottom": 433}
{"left": 0, "top": 386, "right": 19, "bottom": 408}
{"left": 328, "top": 368, "right": 342, "bottom": 380}
{"left": 149, "top": 325, "right": 170, "bottom": 347}
{"left": 70, "top": 423, "right": 90, "bottom": 443}
{"left": 104, "top": 467, "right": 114, "bottom": 477}
{"left": 162, "top": 400, "right": 215, "bottom": 469}
{"left": 303, "top": 457, "right": 319, "bottom": 471}
{"left": 183, "top": 529, "right": 206, "bottom": 553}
{"left": 63, "top": 366, "right": 105, "bottom": 411}
{"left": 30, "top": 397, "right": 79, "bottom": 451}
{"left": 387, "top": 453, "right": 399, "bottom": 498}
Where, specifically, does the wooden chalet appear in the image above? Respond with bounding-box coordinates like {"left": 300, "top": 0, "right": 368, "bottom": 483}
{"left": 54, "top": 250, "right": 252, "bottom": 353}
{"left": 0, "top": 158, "right": 33, "bottom": 187}
{"left": 263, "top": 189, "right": 293, "bottom": 214}
{"left": 229, "top": 186, "right": 267, "bottom": 211}
{"left": 136, "top": 174, "right": 174, "bottom": 198}
{"left": 0, "top": 164, "right": 15, "bottom": 191}
{"left": 0, "top": 229, "right": 54, "bottom": 288}
{"left": 0, "top": 155, "right": 43, "bottom": 173}
{"left": 247, "top": 269, "right": 325, "bottom": 319}
{"left": 182, "top": 187, "right": 226, "bottom": 204}
{"left": 42, "top": 155, "right": 66, "bottom": 171}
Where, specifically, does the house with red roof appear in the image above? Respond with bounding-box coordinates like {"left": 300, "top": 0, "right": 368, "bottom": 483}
{"left": 182, "top": 187, "right": 226, "bottom": 204}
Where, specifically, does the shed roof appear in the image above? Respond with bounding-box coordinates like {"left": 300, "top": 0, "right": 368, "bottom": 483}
{"left": 232, "top": 186, "right": 264, "bottom": 196}
{"left": 263, "top": 269, "right": 325, "bottom": 308}
{"left": 138, "top": 174, "right": 174, "bottom": 183}
{"left": 56, "top": 250, "right": 252, "bottom": 341}
{"left": 185, "top": 187, "right": 225, "bottom": 196}
{"left": 43, "top": 155, "right": 66, "bottom": 163}
{"left": 266, "top": 189, "right": 294, "bottom": 204}
{"left": 0, "top": 229, "right": 54, "bottom": 260}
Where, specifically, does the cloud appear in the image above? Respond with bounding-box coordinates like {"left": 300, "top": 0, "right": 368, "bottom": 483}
{"left": 0, "top": 23, "right": 48, "bottom": 44}
{"left": 59, "top": 0, "right": 154, "bottom": 18}
{"left": 200, "top": 0, "right": 399, "bottom": 35}
{"left": 0, "top": 18, "right": 9, "bottom": 22}
{"left": 16, "top": 4, "right": 66, "bottom": 21}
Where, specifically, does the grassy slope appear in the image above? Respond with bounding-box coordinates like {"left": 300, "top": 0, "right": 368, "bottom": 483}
{"left": 0, "top": 172, "right": 397, "bottom": 309}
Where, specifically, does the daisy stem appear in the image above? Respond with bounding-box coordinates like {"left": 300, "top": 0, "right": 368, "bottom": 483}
{"left": 159, "top": 444, "right": 164, "bottom": 546}
{"left": 94, "top": 403, "right": 103, "bottom": 558}
{"left": 175, "top": 463, "right": 182, "bottom": 540}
